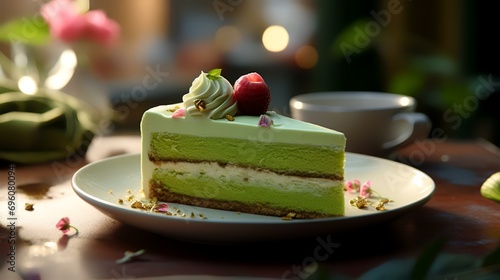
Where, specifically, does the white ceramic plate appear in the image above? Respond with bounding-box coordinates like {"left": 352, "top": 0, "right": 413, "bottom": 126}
{"left": 72, "top": 153, "right": 435, "bottom": 243}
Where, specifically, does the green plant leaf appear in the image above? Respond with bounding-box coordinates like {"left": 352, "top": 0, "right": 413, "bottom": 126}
{"left": 388, "top": 70, "right": 426, "bottom": 97}
{"left": 0, "top": 15, "right": 50, "bottom": 45}
{"left": 481, "top": 172, "right": 500, "bottom": 204}
{"left": 206, "top": 68, "right": 222, "bottom": 80}
{"left": 331, "top": 19, "right": 372, "bottom": 60}
{"left": 409, "top": 55, "right": 458, "bottom": 77}
{"left": 411, "top": 237, "right": 447, "bottom": 280}
{"left": 438, "top": 81, "right": 474, "bottom": 109}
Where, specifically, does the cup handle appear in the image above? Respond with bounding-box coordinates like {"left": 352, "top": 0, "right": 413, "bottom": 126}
{"left": 382, "top": 112, "right": 432, "bottom": 150}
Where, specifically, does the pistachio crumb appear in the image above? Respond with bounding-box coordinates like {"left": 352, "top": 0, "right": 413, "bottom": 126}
{"left": 167, "top": 105, "right": 180, "bottom": 113}
{"left": 130, "top": 200, "right": 143, "bottom": 209}
{"left": 350, "top": 196, "right": 368, "bottom": 209}
{"left": 25, "top": 203, "right": 34, "bottom": 211}
{"left": 194, "top": 99, "right": 206, "bottom": 111}
{"left": 281, "top": 212, "right": 297, "bottom": 220}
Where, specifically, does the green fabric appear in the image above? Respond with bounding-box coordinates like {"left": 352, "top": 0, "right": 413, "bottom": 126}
{"left": 0, "top": 90, "right": 96, "bottom": 164}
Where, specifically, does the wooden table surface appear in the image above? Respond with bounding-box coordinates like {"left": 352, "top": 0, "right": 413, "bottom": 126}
{"left": 1, "top": 135, "right": 499, "bottom": 279}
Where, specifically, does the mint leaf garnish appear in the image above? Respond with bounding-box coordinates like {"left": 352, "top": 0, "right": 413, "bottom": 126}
{"left": 207, "top": 68, "right": 222, "bottom": 80}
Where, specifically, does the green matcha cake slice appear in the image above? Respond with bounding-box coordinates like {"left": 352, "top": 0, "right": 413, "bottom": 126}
{"left": 140, "top": 70, "right": 346, "bottom": 218}
{"left": 141, "top": 104, "right": 346, "bottom": 218}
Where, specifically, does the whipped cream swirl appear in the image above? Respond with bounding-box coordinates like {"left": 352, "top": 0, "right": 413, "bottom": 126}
{"left": 182, "top": 71, "right": 238, "bottom": 119}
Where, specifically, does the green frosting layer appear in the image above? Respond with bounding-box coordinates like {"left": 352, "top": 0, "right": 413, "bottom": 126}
{"left": 152, "top": 168, "right": 345, "bottom": 215}
{"left": 149, "top": 132, "right": 344, "bottom": 178}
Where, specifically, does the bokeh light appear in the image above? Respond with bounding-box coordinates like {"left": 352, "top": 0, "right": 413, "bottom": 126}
{"left": 215, "top": 25, "right": 241, "bottom": 52}
{"left": 295, "top": 45, "right": 318, "bottom": 69}
{"left": 399, "top": 96, "right": 412, "bottom": 106}
{"left": 45, "top": 49, "right": 78, "bottom": 90}
{"left": 262, "top": 25, "right": 289, "bottom": 52}
{"left": 18, "top": 76, "right": 37, "bottom": 95}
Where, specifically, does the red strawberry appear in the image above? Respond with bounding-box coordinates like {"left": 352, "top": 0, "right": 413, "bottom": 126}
{"left": 233, "top": 72, "right": 271, "bottom": 115}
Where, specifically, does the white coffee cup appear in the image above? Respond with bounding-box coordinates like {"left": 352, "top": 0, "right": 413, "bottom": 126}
{"left": 289, "top": 92, "right": 432, "bottom": 157}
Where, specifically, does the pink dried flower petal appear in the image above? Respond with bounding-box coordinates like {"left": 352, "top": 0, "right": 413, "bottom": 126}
{"left": 345, "top": 181, "right": 354, "bottom": 192}
{"left": 360, "top": 180, "right": 372, "bottom": 198}
{"left": 172, "top": 108, "right": 186, "bottom": 118}
{"left": 258, "top": 114, "right": 273, "bottom": 127}
{"left": 56, "top": 217, "right": 79, "bottom": 236}
{"left": 345, "top": 180, "right": 362, "bottom": 193}
{"left": 352, "top": 179, "right": 361, "bottom": 189}
{"left": 345, "top": 179, "right": 361, "bottom": 193}
{"left": 56, "top": 217, "right": 71, "bottom": 233}
{"left": 155, "top": 203, "right": 169, "bottom": 212}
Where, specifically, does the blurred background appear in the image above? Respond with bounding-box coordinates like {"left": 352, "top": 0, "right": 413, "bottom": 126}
{"left": 1, "top": 0, "right": 498, "bottom": 146}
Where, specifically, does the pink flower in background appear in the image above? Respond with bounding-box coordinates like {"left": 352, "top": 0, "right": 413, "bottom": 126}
{"left": 40, "top": 0, "right": 120, "bottom": 46}
{"left": 83, "top": 10, "right": 120, "bottom": 45}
